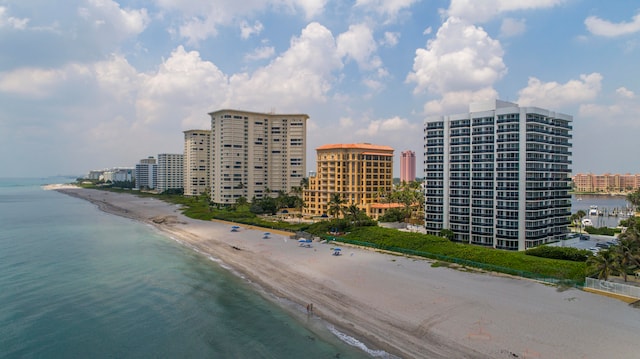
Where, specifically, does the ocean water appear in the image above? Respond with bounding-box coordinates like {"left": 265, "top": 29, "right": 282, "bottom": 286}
{"left": 0, "top": 178, "right": 374, "bottom": 359}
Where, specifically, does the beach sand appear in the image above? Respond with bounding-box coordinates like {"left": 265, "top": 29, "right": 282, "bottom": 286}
{"left": 55, "top": 188, "right": 640, "bottom": 359}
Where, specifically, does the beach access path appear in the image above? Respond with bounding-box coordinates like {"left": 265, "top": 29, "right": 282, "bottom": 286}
{"left": 55, "top": 187, "right": 640, "bottom": 359}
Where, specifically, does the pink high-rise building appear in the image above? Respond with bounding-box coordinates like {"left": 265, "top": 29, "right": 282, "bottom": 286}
{"left": 400, "top": 150, "right": 416, "bottom": 183}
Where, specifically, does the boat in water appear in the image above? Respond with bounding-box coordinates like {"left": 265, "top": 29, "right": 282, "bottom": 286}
{"left": 588, "top": 205, "right": 598, "bottom": 216}
{"left": 582, "top": 218, "right": 593, "bottom": 227}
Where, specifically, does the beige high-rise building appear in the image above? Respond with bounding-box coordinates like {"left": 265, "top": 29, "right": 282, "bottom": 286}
{"left": 183, "top": 130, "right": 211, "bottom": 196}
{"left": 303, "top": 143, "right": 394, "bottom": 218}
{"left": 208, "top": 109, "right": 308, "bottom": 204}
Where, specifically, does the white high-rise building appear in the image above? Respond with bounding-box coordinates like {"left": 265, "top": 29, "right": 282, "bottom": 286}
{"left": 208, "top": 109, "right": 308, "bottom": 204}
{"left": 157, "top": 153, "right": 183, "bottom": 193}
{"left": 423, "top": 100, "right": 572, "bottom": 251}
{"left": 183, "top": 130, "right": 211, "bottom": 196}
{"left": 135, "top": 156, "right": 157, "bottom": 190}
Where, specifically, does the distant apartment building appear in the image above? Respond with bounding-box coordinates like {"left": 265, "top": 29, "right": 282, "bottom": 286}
{"left": 157, "top": 153, "right": 184, "bottom": 193}
{"left": 208, "top": 109, "right": 308, "bottom": 204}
{"left": 87, "top": 170, "right": 104, "bottom": 180}
{"left": 424, "top": 100, "right": 572, "bottom": 251}
{"left": 183, "top": 130, "right": 211, "bottom": 196}
{"left": 400, "top": 150, "right": 416, "bottom": 183}
{"left": 135, "top": 156, "right": 157, "bottom": 190}
{"left": 573, "top": 173, "right": 640, "bottom": 192}
{"left": 103, "top": 168, "right": 134, "bottom": 183}
{"left": 303, "top": 143, "right": 394, "bottom": 219}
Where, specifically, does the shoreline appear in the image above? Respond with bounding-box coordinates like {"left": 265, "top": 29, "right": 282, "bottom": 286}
{"left": 54, "top": 187, "right": 640, "bottom": 359}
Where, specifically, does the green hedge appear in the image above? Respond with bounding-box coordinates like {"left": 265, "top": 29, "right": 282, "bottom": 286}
{"left": 525, "top": 246, "right": 592, "bottom": 262}
{"left": 327, "top": 226, "right": 586, "bottom": 282}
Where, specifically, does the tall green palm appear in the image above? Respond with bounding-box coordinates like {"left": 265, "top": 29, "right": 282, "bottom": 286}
{"left": 576, "top": 210, "right": 587, "bottom": 233}
{"left": 587, "top": 249, "right": 618, "bottom": 281}
{"left": 613, "top": 238, "right": 640, "bottom": 281}
{"left": 345, "top": 204, "right": 362, "bottom": 226}
{"left": 327, "top": 193, "right": 345, "bottom": 218}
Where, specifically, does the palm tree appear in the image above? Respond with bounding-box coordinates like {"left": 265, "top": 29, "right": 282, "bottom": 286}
{"left": 576, "top": 210, "right": 587, "bottom": 233}
{"left": 587, "top": 249, "right": 618, "bottom": 281}
{"left": 327, "top": 193, "right": 345, "bottom": 218}
{"left": 613, "top": 238, "right": 640, "bottom": 282}
{"left": 345, "top": 204, "right": 362, "bottom": 226}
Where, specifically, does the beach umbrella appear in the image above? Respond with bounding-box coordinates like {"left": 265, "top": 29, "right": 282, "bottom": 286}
{"left": 264, "top": 232, "right": 271, "bottom": 236}
{"left": 298, "top": 238, "right": 307, "bottom": 243}
{"left": 231, "top": 225, "right": 240, "bottom": 229}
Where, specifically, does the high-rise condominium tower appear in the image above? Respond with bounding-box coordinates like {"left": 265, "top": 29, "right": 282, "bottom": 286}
{"left": 208, "top": 109, "right": 308, "bottom": 204}
{"left": 183, "top": 130, "right": 211, "bottom": 196}
{"left": 400, "top": 150, "right": 416, "bottom": 183}
{"left": 135, "top": 156, "right": 157, "bottom": 190}
{"left": 303, "top": 143, "right": 394, "bottom": 218}
{"left": 423, "top": 100, "right": 572, "bottom": 251}
{"left": 157, "top": 153, "right": 183, "bottom": 193}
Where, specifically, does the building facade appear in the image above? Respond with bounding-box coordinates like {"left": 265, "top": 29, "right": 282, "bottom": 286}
{"left": 400, "top": 150, "right": 416, "bottom": 183}
{"left": 103, "top": 168, "right": 134, "bottom": 183}
{"left": 208, "top": 109, "right": 308, "bottom": 204}
{"left": 183, "top": 130, "right": 211, "bottom": 196}
{"left": 157, "top": 153, "right": 184, "bottom": 193}
{"left": 573, "top": 173, "right": 640, "bottom": 193}
{"left": 303, "top": 143, "right": 394, "bottom": 219}
{"left": 423, "top": 100, "right": 572, "bottom": 251}
{"left": 135, "top": 156, "right": 157, "bottom": 190}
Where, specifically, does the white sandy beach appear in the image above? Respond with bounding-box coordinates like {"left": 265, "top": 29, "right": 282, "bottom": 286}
{"left": 54, "top": 188, "right": 640, "bottom": 359}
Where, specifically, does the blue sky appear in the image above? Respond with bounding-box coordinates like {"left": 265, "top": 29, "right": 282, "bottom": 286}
{"left": 1, "top": 0, "right": 639, "bottom": 178}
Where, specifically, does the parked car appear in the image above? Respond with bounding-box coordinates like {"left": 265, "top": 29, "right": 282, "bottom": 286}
{"left": 580, "top": 234, "right": 590, "bottom": 240}
{"left": 595, "top": 242, "right": 610, "bottom": 249}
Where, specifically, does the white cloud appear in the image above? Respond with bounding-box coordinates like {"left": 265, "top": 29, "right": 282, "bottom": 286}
{"left": 380, "top": 31, "right": 400, "bottom": 47}
{"left": 516, "top": 73, "right": 602, "bottom": 109}
{"left": 136, "top": 46, "right": 229, "bottom": 127}
{"left": 0, "top": 68, "right": 63, "bottom": 97}
{"left": 616, "top": 87, "right": 635, "bottom": 99}
{"left": 423, "top": 26, "right": 432, "bottom": 35}
{"left": 423, "top": 87, "right": 499, "bottom": 115}
{"left": 156, "top": 0, "right": 326, "bottom": 44}
{"left": 337, "top": 23, "right": 381, "bottom": 71}
{"left": 407, "top": 17, "right": 506, "bottom": 96}
{"left": 500, "top": 18, "right": 526, "bottom": 37}
{"left": 355, "top": 115, "right": 413, "bottom": 137}
{"left": 339, "top": 117, "right": 354, "bottom": 128}
{"left": 447, "top": 0, "right": 563, "bottom": 23}
{"left": 355, "top": 0, "right": 419, "bottom": 21}
{"left": 244, "top": 46, "right": 275, "bottom": 62}
{"left": 228, "top": 22, "right": 343, "bottom": 109}
{"left": 240, "top": 20, "right": 264, "bottom": 39}
{"left": 81, "top": 0, "right": 150, "bottom": 37}
{"left": 0, "top": 6, "right": 29, "bottom": 29}
{"left": 585, "top": 12, "right": 640, "bottom": 37}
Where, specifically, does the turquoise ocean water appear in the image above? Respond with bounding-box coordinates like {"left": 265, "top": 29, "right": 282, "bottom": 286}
{"left": 0, "top": 178, "right": 376, "bottom": 359}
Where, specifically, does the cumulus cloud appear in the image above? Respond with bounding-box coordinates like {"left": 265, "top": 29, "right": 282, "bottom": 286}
{"left": 423, "top": 87, "right": 499, "bottom": 115}
{"left": 136, "top": 46, "right": 229, "bottom": 127}
{"left": 337, "top": 23, "right": 381, "bottom": 70}
{"left": 447, "top": 0, "right": 563, "bottom": 23}
{"left": 516, "top": 73, "right": 602, "bottom": 109}
{"left": 585, "top": 12, "right": 640, "bottom": 37}
{"left": 406, "top": 17, "right": 506, "bottom": 95}
{"left": 157, "top": 0, "right": 326, "bottom": 44}
{"left": 355, "top": 0, "right": 419, "bottom": 21}
{"left": 615, "top": 87, "right": 635, "bottom": 99}
{"left": 355, "top": 115, "right": 413, "bottom": 137}
{"left": 240, "top": 20, "right": 264, "bottom": 39}
{"left": 380, "top": 31, "right": 400, "bottom": 47}
{"left": 0, "top": 6, "right": 29, "bottom": 29}
{"left": 244, "top": 45, "right": 275, "bottom": 62}
{"left": 228, "top": 22, "right": 343, "bottom": 109}
{"left": 79, "top": 0, "right": 150, "bottom": 38}
{"left": 500, "top": 18, "right": 526, "bottom": 37}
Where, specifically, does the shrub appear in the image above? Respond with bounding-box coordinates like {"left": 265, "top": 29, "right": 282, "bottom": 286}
{"left": 525, "top": 246, "right": 592, "bottom": 262}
